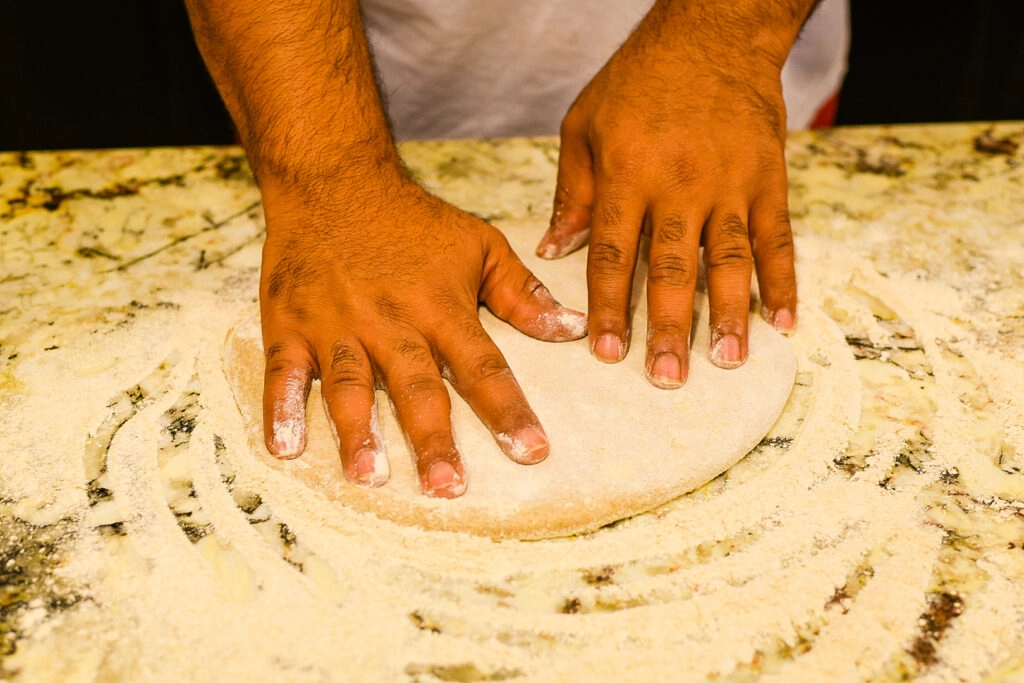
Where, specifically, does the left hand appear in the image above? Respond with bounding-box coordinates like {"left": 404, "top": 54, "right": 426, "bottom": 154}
{"left": 537, "top": 2, "right": 801, "bottom": 388}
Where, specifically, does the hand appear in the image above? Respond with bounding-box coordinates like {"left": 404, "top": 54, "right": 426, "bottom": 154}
{"left": 537, "top": 1, "right": 804, "bottom": 388}
{"left": 186, "top": 0, "right": 584, "bottom": 498}
{"left": 259, "top": 170, "right": 586, "bottom": 498}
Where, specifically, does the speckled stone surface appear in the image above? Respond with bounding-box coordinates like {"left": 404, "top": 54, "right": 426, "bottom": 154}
{"left": 2, "top": 123, "right": 1024, "bottom": 681}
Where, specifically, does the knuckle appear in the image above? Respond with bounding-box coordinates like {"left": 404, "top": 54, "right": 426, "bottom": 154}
{"left": 323, "top": 342, "right": 370, "bottom": 390}
{"left": 705, "top": 241, "right": 754, "bottom": 272}
{"left": 601, "top": 143, "right": 643, "bottom": 178}
{"left": 467, "top": 352, "right": 514, "bottom": 385}
{"left": 399, "top": 372, "right": 447, "bottom": 402}
{"left": 647, "top": 253, "right": 697, "bottom": 289}
{"left": 322, "top": 371, "right": 372, "bottom": 394}
{"left": 588, "top": 241, "right": 632, "bottom": 273}
{"left": 264, "top": 341, "right": 312, "bottom": 377}
{"left": 329, "top": 340, "right": 360, "bottom": 372}
{"left": 493, "top": 274, "right": 549, "bottom": 326}
{"left": 755, "top": 224, "right": 795, "bottom": 257}
{"left": 655, "top": 214, "right": 691, "bottom": 244}
{"left": 705, "top": 214, "right": 754, "bottom": 273}
{"left": 392, "top": 337, "right": 431, "bottom": 365}
{"left": 518, "top": 275, "right": 547, "bottom": 303}
{"left": 458, "top": 318, "right": 491, "bottom": 346}
{"left": 718, "top": 213, "right": 749, "bottom": 239}
{"left": 265, "top": 340, "right": 288, "bottom": 363}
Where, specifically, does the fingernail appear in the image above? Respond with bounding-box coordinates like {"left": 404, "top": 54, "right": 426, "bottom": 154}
{"left": 499, "top": 427, "right": 549, "bottom": 464}
{"left": 426, "top": 461, "right": 466, "bottom": 498}
{"left": 538, "top": 307, "right": 588, "bottom": 340}
{"left": 650, "top": 352, "right": 684, "bottom": 388}
{"left": 536, "top": 228, "right": 590, "bottom": 259}
{"left": 558, "top": 308, "right": 588, "bottom": 339}
{"left": 353, "top": 448, "right": 389, "bottom": 488}
{"left": 536, "top": 239, "right": 561, "bottom": 259}
{"left": 771, "top": 307, "right": 795, "bottom": 333}
{"left": 536, "top": 227, "right": 560, "bottom": 258}
{"left": 271, "top": 416, "right": 305, "bottom": 459}
{"left": 594, "top": 333, "right": 624, "bottom": 363}
{"left": 711, "top": 333, "right": 744, "bottom": 368}
{"left": 518, "top": 427, "right": 549, "bottom": 463}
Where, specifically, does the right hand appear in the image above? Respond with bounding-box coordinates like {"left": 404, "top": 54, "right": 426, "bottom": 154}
{"left": 258, "top": 168, "right": 586, "bottom": 498}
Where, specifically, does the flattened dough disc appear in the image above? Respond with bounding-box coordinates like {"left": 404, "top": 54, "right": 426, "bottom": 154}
{"left": 224, "top": 220, "right": 796, "bottom": 539}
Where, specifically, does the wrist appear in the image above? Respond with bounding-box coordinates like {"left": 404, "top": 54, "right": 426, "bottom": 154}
{"left": 256, "top": 146, "right": 416, "bottom": 239}
{"left": 647, "top": 0, "right": 816, "bottom": 71}
{"left": 253, "top": 134, "right": 407, "bottom": 198}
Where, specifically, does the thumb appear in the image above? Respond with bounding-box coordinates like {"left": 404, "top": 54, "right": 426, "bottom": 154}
{"left": 482, "top": 234, "right": 587, "bottom": 342}
{"left": 536, "top": 113, "right": 595, "bottom": 259}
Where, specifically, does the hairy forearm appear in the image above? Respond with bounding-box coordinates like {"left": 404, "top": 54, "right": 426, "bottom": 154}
{"left": 185, "top": 0, "right": 398, "bottom": 187}
{"left": 640, "top": 0, "right": 821, "bottom": 71}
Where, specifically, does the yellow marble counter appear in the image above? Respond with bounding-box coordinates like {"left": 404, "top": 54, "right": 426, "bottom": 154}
{"left": 2, "top": 123, "right": 1024, "bottom": 681}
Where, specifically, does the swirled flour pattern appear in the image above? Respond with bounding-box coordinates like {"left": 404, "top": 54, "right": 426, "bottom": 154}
{"left": 2, "top": 124, "right": 1023, "bottom": 681}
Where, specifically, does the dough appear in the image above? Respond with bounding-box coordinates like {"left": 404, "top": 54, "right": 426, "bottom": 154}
{"left": 224, "top": 221, "right": 796, "bottom": 539}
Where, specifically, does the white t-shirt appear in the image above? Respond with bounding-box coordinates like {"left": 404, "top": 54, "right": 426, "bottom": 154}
{"left": 362, "top": 0, "right": 849, "bottom": 140}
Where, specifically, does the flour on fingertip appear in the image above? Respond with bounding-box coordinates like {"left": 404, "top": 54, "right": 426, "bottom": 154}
{"left": 272, "top": 371, "right": 308, "bottom": 457}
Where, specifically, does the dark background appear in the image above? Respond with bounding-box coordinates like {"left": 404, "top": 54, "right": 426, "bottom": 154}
{"left": 2, "top": 2, "right": 1022, "bottom": 151}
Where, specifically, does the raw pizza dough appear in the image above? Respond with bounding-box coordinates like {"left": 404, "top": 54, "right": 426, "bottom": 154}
{"left": 224, "top": 220, "right": 796, "bottom": 539}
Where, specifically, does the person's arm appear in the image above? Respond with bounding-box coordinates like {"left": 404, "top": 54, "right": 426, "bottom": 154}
{"left": 538, "top": 0, "right": 816, "bottom": 387}
{"left": 186, "top": 0, "right": 585, "bottom": 497}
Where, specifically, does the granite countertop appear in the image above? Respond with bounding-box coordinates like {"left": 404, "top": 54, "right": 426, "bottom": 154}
{"left": 2, "top": 123, "right": 1024, "bottom": 681}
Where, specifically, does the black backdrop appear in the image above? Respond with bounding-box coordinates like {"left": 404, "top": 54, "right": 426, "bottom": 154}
{"left": 2, "top": 2, "right": 1022, "bottom": 151}
{"left": 835, "top": 2, "right": 1024, "bottom": 125}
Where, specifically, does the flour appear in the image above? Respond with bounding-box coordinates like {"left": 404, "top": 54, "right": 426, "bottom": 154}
{"left": 533, "top": 306, "right": 588, "bottom": 339}
{"left": 270, "top": 370, "right": 310, "bottom": 458}
{"left": 5, "top": 134, "right": 1024, "bottom": 681}
{"left": 5, "top": 229, "right": 1024, "bottom": 680}
{"left": 493, "top": 430, "right": 533, "bottom": 465}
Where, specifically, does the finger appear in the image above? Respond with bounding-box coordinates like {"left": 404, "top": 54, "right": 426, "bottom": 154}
{"left": 537, "top": 111, "right": 595, "bottom": 259}
{"left": 436, "top": 313, "right": 549, "bottom": 466}
{"left": 318, "top": 337, "right": 388, "bottom": 487}
{"left": 703, "top": 208, "right": 755, "bottom": 369}
{"left": 644, "top": 206, "right": 704, "bottom": 388}
{"left": 586, "top": 184, "right": 646, "bottom": 363}
{"left": 749, "top": 189, "right": 797, "bottom": 334}
{"left": 377, "top": 335, "right": 465, "bottom": 498}
{"left": 481, "top": 232, "right": 587, "bottom": 342}
{"left": 261, "top": 333, "right": 313, "bottom": 459}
